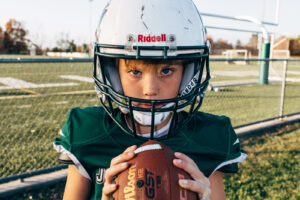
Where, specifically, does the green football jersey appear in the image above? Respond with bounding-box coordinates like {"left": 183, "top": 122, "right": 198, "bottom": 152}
{"left": 53, "top": 106, "right": 247, "bottom": 200}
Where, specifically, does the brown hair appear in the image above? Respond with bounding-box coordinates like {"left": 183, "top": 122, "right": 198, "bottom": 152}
{"left": 117, "top": 59, "right": 192, "bottom": 68}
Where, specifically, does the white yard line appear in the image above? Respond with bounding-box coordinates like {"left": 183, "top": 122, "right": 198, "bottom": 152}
{"left": 287, "top": 71, "right": 300, "bottom": 75}
{"left": 269, "top": 77, "right": 300, "bottom": 82}
{"left": 0, "top": 78, "right": 78, "bottom": 90}
{"left": 0, "top": 90, "right": 96, "bottom": 100}
{"left": 0, "top": 78, "right": 37, "bottom": 88}
{"left": 17, "top": 105, "right": 32, "bottom": 109}
{"left": 60, "top": 75, "right": 94, "bottom": 83}
{"left": 212, "top": 71, "right": 258, "bottom": 77}
{"left": 54, "top": 101, "right": 69, "bottom": 105}
{"left": 212, "top": 70, "right": 300, "bottom": 77}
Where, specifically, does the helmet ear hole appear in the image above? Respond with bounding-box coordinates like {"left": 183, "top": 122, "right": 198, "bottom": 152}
{"left": 179, "top": 61, "right": 200, "bottom": 97}
{"left": 95, "top": 57, "right": 124, "bottom": 94}
{"left": 94, "top": 56, "right": 123, "bottom": 104}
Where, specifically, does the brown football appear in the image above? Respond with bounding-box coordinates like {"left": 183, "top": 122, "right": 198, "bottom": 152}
{"left": 112, "top": 140, "right": 198, "bottom": 200}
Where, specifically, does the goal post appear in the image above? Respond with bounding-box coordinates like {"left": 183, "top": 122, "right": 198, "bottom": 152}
{"left": 223, "top": 49, "right": 248, "bottom": 65}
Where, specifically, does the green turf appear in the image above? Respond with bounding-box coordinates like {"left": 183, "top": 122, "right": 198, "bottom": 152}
{"left": 210, "top": 61, "right": 260, "bottom": 72}
{"left": 223, "top": 123, "right": 300, "bottom": 200}
{"left": 208, "top": 61, "right": 300, "bottom": 82}
{"left": 0, "top": 94, "right": 99, "bottom": 177}
{"left": 201, "top": 82, "right": 300, "bottom": 125}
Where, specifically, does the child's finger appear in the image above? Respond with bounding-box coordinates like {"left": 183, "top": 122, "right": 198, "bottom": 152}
{"left": 124, "top": 145, "right": 137, "bottom": 153}
{"left": 173, "top": 153, "right": 207, "bottom": 181}
{"left": 110, "top": 145, "right": 136, "bottom": 166}
{"left": 102, "top": 183, "right": 118, "bottom": 199}
{"left": 104, "top": 162, "right": 129, "bottom": 184}
{"left": 179, "top": 179, "right": 211, "bottom": 200}
{"left": 174, "top": 152, "right": 197, "bottom": 166}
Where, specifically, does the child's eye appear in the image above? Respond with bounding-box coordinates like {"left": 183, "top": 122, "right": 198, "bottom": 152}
{"left": 161, "top": 68, "right": 173, "bottom": 76}
{"left": 129, "top": 70, "right": 141, "bottom": 76}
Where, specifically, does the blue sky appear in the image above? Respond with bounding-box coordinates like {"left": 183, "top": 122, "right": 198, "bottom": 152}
{"left": 0, "top": 0, "right": 299, "bottom": 48}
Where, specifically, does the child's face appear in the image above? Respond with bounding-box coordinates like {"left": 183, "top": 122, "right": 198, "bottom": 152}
{"left": 119, "top": 59, "right": 183, "bottom": 108}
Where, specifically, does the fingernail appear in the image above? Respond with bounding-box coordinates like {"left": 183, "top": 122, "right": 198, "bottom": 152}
{"left": 175, "top": 152, "right": 182, "bottom": 156}
{"left": 174, "top": 159, "right": 182, "bottom": 164}
{"left": 121, "top": 162, "right": 127, "bottom": 167}
{"left": 180, "top": 179, "right": 188, "bottom": 186}
{"left": 127, "top": 152, "right": 134, "bottom": 156}
{"left": 111, "top": 184, "right": 116, "bottom": 188}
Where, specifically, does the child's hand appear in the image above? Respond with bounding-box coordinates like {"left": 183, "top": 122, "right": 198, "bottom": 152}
{"left": 101, "top": 145, "right": 137, "bottom": 200}
{"left": 173, "top": 152, "right": 211, "bottom": 200}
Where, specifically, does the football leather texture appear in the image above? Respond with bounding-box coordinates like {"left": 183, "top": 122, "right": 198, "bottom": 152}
{"left": 112, "top": 140, "right": 197, "bottom": 200}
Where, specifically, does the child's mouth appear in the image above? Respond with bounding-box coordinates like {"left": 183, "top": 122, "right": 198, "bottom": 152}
{"left": 138, "top": 103, "right": 165, "bottom": 109}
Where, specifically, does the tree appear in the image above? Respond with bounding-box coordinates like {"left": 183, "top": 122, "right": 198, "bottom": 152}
{"left": 289, "top": 38, "right": 300, "bottom": 56}
{"left": 235, "top": 40, "right": 242, "bottom": 48}
{"left": 0, "top": 26, "right": 4, "bottom": 52}
{"left": 56, "top": 32, "right": 71, "bottom": 51}
{"left": 4, "top": 19, "right": 28, "bottom": 54}
{"left": 52, "top": 47, "right": 62, "bottom": 52}
{"left": 204, "top": 37, "right": 233, "bottom": 55}
{"left": 69, "top": 40, "right": 76, "bottom": 52}
{"left": 211, "top": 39, "right": 233, "bottom": 54}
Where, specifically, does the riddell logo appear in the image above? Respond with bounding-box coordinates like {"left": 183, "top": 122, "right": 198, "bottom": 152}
{"left": 138, "top": 34, "right": 166, "bottom": 42}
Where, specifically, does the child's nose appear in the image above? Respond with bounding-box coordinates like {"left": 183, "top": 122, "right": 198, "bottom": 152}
{"left": 143, "top": 75, "right": 159, "bottom": 97}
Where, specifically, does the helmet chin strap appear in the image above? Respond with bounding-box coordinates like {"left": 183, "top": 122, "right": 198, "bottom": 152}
{"left": 120, "top": 103, "right": 174, "bottom": 126}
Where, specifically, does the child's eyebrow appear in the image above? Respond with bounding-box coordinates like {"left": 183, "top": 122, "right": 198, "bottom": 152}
{"left": 125, "top": 63, "right": 139, "bottom": 69}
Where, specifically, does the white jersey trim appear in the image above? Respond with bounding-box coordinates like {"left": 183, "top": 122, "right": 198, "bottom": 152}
{"left": 210, "top": 152, "right": 248, "bottom": 177}
{"left": 59, "top": 129, "right": 64, "bottom": 136}
{"left": 53, "top": 143, "right": 91, "bottom": 180}
{"left": 233, "top": 138, "right": 239, "bottom": 145}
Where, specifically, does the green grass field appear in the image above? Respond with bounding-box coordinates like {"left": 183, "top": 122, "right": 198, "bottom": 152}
{"left": 5, "top": 122, "right": 300, "bottom": 200}
{"left": 224, "top": 122, "right": 300, "bottom": 200}
{"left": 0, "top": 60, "right": 299, "bottom": 179}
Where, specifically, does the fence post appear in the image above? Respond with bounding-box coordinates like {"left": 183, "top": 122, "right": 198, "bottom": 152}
{"left": 259, "top": 42, "right": 271, "bottom": 85}
{"left": 279, "top": 60, "right": 288, "bottom": 118}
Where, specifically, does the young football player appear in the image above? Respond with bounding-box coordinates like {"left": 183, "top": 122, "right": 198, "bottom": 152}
{"left": 53, "top": 0, "right": 247, "bottom": 199}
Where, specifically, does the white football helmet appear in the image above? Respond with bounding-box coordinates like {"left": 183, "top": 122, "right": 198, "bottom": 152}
{"left": 93, "top": 0, "right": 210, "bottom": 139}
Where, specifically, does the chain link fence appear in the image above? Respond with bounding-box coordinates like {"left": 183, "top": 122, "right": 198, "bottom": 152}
{"left": 202, "top": 58, "right": 300, "bottom": 126}
{"left": 0, "top": 57, "right": 299, "bottom": 179}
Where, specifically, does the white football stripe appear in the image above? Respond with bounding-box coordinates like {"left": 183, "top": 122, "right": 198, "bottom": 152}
{"left": 134, "top": 144, "right": 162, "bottom": 154}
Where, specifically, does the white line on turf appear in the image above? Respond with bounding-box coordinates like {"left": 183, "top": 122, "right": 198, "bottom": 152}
{"left": 0, "top": 78, "right": 78, "bottom": 90}
{"left": 54, "top": 101, "right": 69, "bottom": 105}
{"left": 60, "top": 75, "right": 94, "bottom": 83}
{"left": 17, "top": 105, "right": 32, "bottom": 108}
